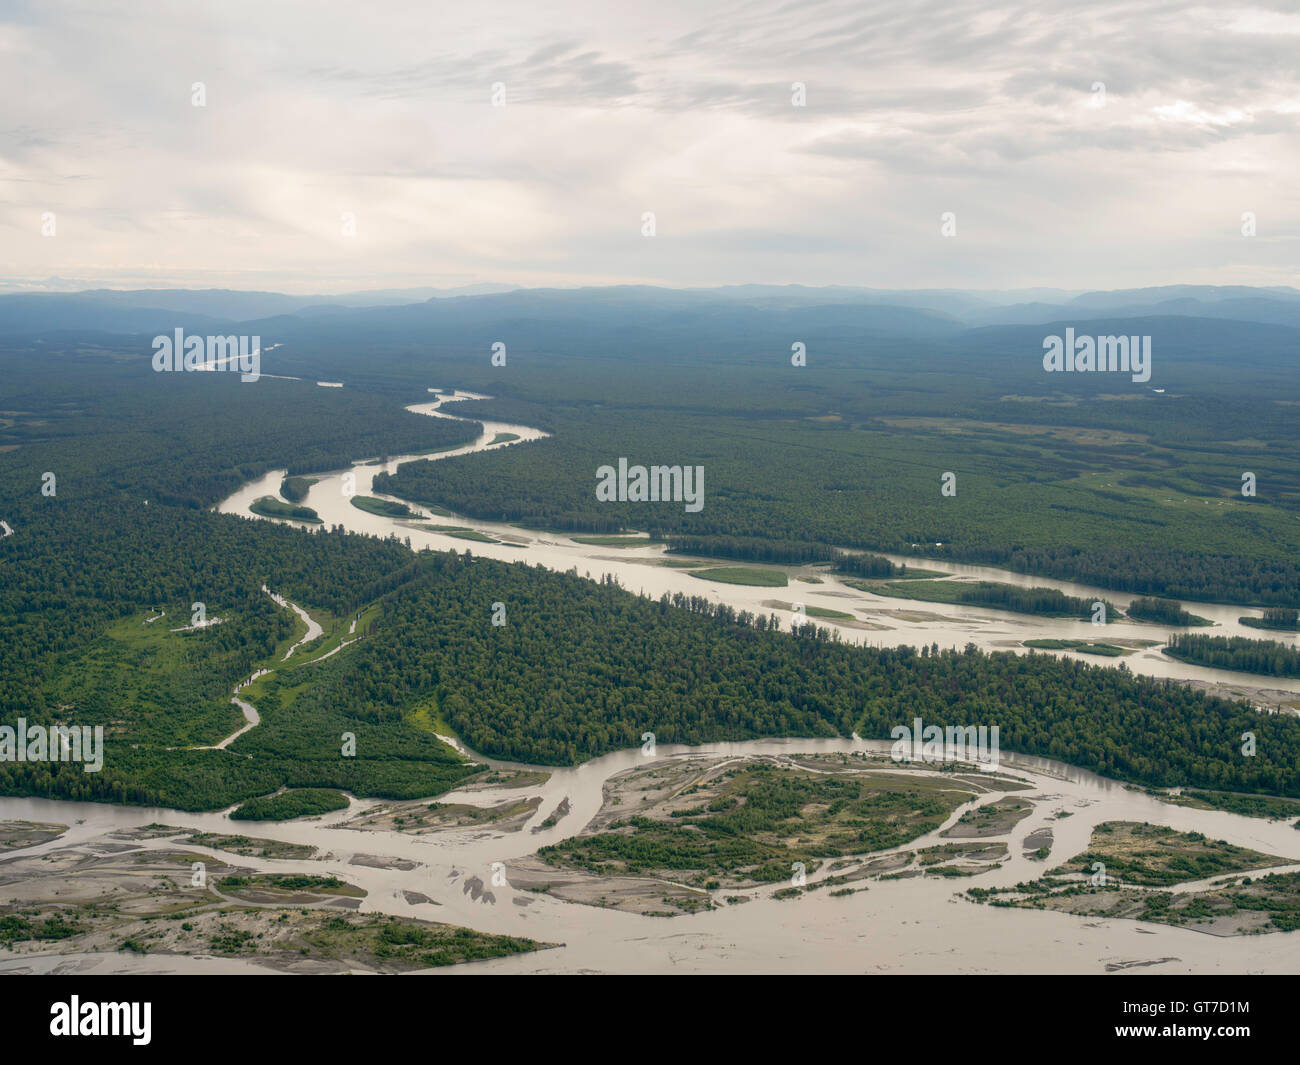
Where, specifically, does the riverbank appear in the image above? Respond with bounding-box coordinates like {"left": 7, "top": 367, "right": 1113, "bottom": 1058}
{"left": 3, "top": 735, "right": 1300, "bottom": 973}
{"left": 215, "top": 387, "right": 1300, "bottom": 707}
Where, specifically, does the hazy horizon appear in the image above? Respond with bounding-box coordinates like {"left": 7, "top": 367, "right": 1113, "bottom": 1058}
{"left": 3, "top": 278, "right": 1299, "bottom": 301}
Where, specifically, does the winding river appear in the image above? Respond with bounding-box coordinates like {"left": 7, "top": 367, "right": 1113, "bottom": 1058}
{"left": 216, "top": 387, "right": 1300, "bottom": 703}
{"left": 3, "top": 386, "right": 1299, "bottom": 975}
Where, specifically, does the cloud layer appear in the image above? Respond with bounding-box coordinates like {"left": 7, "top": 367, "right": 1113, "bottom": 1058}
{"left": 1, "top": 0, "right": 1297, "bottom": 292}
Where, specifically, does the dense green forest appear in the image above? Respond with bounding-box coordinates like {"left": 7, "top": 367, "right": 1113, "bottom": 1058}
{"left": 1241, "top": 607, "right": 1300, "bottom": 632}
{"left": 1125, "top": 597, "right": 1210, "bottom": 626}
{"left": 848, "top": 577, "right": 1116, "bottom": 620}
{"left": 375, "top": 400, "right": 1300, "bottom": 608}
{"left": 328, "top": 311, "right": 1300, "bottom": 608}
{"left": 280, "top": 476, "right": 317, "bottom": 503}
{"left": 277, "top": 550, "right": 1300, "bottom": 794}
{"left": 664, "top": 535, "right": 839, "bottom": 566}
{"left": 0, "top": 346, "right": 481, "bottom": 807}
{"left": 3, "top": 333, "right": 1300, "bottom": 812}
{"left": 1164, "top": 634, "right": 1300, "bottom": 678}
{"left": 230, "top": 789, "right": 350, "bottom": 821}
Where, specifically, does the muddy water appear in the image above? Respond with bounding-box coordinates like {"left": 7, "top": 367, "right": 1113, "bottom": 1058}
{"left": 2, "top": 738, "right": 1299, "bottom": 974}
{"left": 215, "top": 388, "right": 1300, "bottom": 701}
{"left": 8, "top": 387, "right": 1295, "bottom": 973}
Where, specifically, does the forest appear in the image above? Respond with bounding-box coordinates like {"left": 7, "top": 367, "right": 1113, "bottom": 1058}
{"left": 1125, "top": 597, "right": 1209, "bottom": 626}
{"left": 313, "top": 308, "right": 1300, "bottom": 609}
{"left": 1241, "top": 607, "right": 1300, "bottom": 632}
{"left": 1164, "top": 634, "right": 1300, "bottom": 678}
{"left": 848, "top": 577, "right": 1116, "bottom": 620}
{"left": 2, "top": 333, "right": 1300, "bottom": 812}
{"left": 377, "top": 400, "right": 1300, "bottom": 608}
{"left": 274, "top": 550, "right": 1300, "bottom": 795}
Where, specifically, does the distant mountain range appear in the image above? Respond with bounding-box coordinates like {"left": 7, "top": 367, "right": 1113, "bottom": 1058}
{"left": 3, "top": 282, "right": 1300, "bottom": 340}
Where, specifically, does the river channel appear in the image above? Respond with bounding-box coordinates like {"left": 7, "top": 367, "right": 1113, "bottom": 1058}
{"left": 3, "top": 387, "right": 1297, "bottom": 974}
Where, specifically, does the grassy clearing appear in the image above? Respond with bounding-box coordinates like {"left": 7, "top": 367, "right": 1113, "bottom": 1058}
{"left": 437, "top": 527, "right": 497, "bottom": 543}
{"left": 44, "top": 611, "right": 252, "bottom": 746}
{"left": 249, "top": 496, "right": 322, "bottom": 524}
{"left": 1024, "top": 638, "right": 1129, "bottom": 657}
{"left": 688, "top": 566, "right": 788, "bottom": 588}
{"left": 768, "top": 601, "right": 855, "bottom": 620}
{"left": 350, "top": 496, "right": 424, "bottom": 519}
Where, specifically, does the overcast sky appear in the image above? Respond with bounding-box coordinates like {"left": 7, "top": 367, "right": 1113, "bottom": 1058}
{"left": 1, "top": 0, "right": 1298, "bottom": 293}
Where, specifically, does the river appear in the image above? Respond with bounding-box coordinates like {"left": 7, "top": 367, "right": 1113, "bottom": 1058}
{"left": 214, "top": 387, "right": 1300, "bottom": 703}
{"left": 3, "top": 387, "right": 1298, "bottom": 975}
{"left": 2, "top": 737, "right": 1299, "bottom": 974}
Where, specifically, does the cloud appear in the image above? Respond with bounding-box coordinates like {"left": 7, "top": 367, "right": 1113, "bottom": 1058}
{"left": 0, "top": 0, "right": 1297, "bottom": 292}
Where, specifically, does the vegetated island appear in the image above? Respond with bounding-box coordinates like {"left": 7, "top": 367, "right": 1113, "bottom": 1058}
{"left": 833, "top": 553, "right": 946, "bottom": 580}
{"left": 509, "top": 756, "right": 1019, "bottom": 915}
{"left": 1125, "top": 596, "right": 1213, "bottom": 626}
{"left": 968, "top": 821, "right": 1300, "bottom": 936}
{"left": 688, "top": 566, "right": 789, "bottom": 588}
{"left": 1241, "top": 607, "right": 1300, "bottom": 633}
{"left": 1023, "top": 638, "right": 1129, "bottom": 657}
{"left": 414, "top": 525, "right": 498, "bottom": 543}
{"left": 249, "top": 496, "right": 322, "bottom": 524}
{"left": 0, "top": 836, "right": 551, "bottom": 972}
{"left": 767, "top": 600, "right": 855, "bottom": 620}
{"left": 664, "top": 540, "right": 946, "bottom": 581}
{"left": 1163, "top": 633, "right": 1300, "bottom": 678}
{"left": 850, "top": 577, "right": 1118, "bottom": 621}
{"left": 279, "top": 476, "right": 318, "bottom": 503}
{"left": 350, "top": 495, "right": 425, "bottom": 519}
{"left": 1144, "top": 788, "right": 1300, "bottom": 822}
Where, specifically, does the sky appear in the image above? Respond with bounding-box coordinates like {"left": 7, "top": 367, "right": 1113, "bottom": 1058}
{"left": 1, "top": 0, "right": 1298, "bottom": 294}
